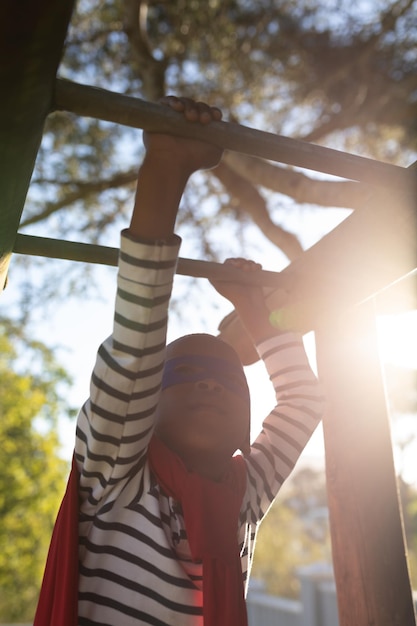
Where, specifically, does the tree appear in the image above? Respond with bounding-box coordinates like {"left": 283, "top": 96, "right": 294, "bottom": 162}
{"left": 0, "top": 320, "right": 72, "bottom": 623}
{"left": 250, "top": 465, "right": 331, "bottom": 598}
{"left": 11, "top": 0, "right": 416, "bottom": 312}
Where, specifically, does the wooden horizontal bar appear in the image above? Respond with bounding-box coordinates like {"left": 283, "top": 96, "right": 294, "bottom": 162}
{"left": 13, "top": 233, "right": 289, "bottom": 289}
{"left": 54, "top": 79, "right": 415, "bottom": 192}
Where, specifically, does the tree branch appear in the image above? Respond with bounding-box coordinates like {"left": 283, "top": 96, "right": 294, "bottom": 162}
{"left": 122, "top": 0, "right": 167, "bottom": 100}
{"left": 213, "top": 162, "right": 303, "bottom": 261}
{"left": 21, "top": 169, "right": 138, "bottom": 228}
{"left": 223, "top": 152, "right": 366, "bottom": 209}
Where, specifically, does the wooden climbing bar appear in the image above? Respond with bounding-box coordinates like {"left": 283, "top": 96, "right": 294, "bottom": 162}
{"left": 54, "top": 79, "right": 416, "bottom": 192}
{"left": 13, "top": 233, "right": 288, "bottom": 288}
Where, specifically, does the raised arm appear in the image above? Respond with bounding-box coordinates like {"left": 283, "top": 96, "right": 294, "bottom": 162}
{"left": 210, "top": 257, "right": 278, "bottom": 344}
{"left": 211, "top": 259, "right": 324, "bottom": 519}
{"left": 75, "top": 98, "right": 223, "bottom": 509}
{"left": 129, "top": 96, "right": 223, "bottom": 241}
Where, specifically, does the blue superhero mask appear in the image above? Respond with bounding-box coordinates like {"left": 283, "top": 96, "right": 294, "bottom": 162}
{"left": 161, "top": 354, "right": 250, "bottom": 400}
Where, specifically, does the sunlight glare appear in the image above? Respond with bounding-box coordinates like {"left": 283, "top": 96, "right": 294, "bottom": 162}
{"left": 376, "top": 311, "right": 417, "bottom": 369}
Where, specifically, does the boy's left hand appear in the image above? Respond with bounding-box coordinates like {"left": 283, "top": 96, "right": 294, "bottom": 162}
{"left": 212, "top": 258, "right": 281, "bottom": 346}
{"left": 210, "top": 258, "right": 264, "bottom": 307}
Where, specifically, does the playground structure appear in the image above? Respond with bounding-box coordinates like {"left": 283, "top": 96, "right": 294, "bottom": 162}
{"left": 1, "top": 2, "right": 416, "bottom": 624}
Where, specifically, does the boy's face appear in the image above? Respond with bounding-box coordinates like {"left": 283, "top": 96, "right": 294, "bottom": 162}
{"left": 155, "top": 334, "right": 250, "bottom": 461}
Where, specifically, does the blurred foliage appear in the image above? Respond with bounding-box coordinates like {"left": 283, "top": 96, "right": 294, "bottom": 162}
{"left": 0, "top": 319, "right": 73, "bottom": 623}
{"left": 251, "top": 466, "right": 331, "bottom": 598}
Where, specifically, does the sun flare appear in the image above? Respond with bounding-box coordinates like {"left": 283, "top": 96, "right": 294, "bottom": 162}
{"left": 376, "top": 311, "right": 417, "bottom": 369}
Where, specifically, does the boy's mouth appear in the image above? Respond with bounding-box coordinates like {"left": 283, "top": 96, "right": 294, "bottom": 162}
{"left": 189, "top": 401, "right": 226, "bottom": 416}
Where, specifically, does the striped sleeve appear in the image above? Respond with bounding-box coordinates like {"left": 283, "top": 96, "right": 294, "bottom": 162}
{"left": 244, "top": 332, "right": 325, "bottom": 522}
{"left": 75, "top": 230, "right": 181, "bottom": 510}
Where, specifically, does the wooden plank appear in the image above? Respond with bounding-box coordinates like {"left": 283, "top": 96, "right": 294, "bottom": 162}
{"left": 53, "top": 79, "right": 415, "bottom": 191}
{"left": 316, "top": 301, "right": 416, "bottom": 626}
{"left": 0, "top": 0, "right": 76, "bottom": 291}
{"left": 218, "top": 172, "right": 416, "bottom": 364}
{"left": 12, "top": 233, "right": 287, "bottom": 288}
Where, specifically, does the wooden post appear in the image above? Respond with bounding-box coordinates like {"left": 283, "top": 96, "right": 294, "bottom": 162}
{"left": 0, "top": 0, "right": 76, "bottom": 290}
{"left": 316, "top": 301, "right": 416, "bottom": 626}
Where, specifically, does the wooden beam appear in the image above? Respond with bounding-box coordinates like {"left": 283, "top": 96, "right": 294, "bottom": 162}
{"left": 0, "top": 0, "right": 76, "bottom": 291}
{"left": 12, "top": 233, "right": 286, "bottom": 288}
{"left": 316, "top": 301, "right": 416, "bottom": 626}
{"left": 218, "top": 172, "right": 416, "bottom": 364}
{"left": 53, "top": 79, "right": 415, "bottom": 191}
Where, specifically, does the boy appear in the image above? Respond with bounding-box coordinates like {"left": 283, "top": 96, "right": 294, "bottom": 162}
{"left": 36, "top": 97, "right": 324, "bottom": 626}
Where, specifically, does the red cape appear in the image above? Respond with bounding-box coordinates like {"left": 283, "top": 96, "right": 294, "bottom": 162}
{"left": 34, "top": 457, "right": 79, "bottom": 626}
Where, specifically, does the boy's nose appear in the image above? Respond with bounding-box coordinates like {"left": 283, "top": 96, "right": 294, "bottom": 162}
{"left": 195, "top": 378, "right": 224, "bottom": 393}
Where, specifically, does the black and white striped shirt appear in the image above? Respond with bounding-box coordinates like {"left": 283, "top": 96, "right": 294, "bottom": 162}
{"left": 75, "top": 231, "right": 324, "bottom": 626}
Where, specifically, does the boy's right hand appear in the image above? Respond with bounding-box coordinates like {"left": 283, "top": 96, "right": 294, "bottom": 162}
{"left": 143, "top": 96, "right": 224, "bottom": 175}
